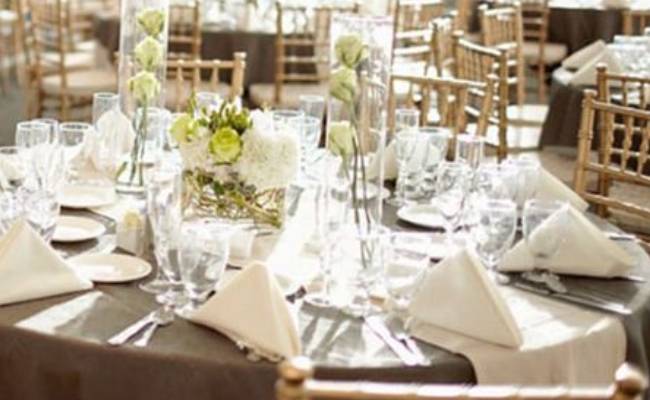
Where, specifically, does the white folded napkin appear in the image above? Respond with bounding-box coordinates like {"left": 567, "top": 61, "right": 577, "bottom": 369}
{"left": 80, "top": 109, "right": 135, "bottom": 177}
{"left": 409, "top": 248, "right": 523, "bottom": 348}
{"left": 536, "top": 168, "right": 589, "bottom": 212}
{"left": 562, "top": 40, "right": 606, "bottom": 70}
{"left": 570, "top": 48, "right": 624, "bottom": 86}
{"left": 189, "top": 262, "right": 301, "bottom": 360}
{"left": 0, "top": 219, "right": 93, "bottom": 305}
{"left": 501, "top": 206, "right": 635, "bottom": 277}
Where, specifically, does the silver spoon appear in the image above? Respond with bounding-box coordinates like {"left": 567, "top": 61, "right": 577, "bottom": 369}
{"left": 133, "top": 307, "right": 174, "bottom": 347}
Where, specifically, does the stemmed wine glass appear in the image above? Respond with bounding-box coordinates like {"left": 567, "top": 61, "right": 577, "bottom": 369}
{"left": 387, "top": 108, "right": 420, "bottom": 206}
{"left": 475, "top": 162, "right": 519, "bottom": 201}
{"left": 383, "top": 231, "right": 431, "bottom": 316}
{"left": 299, "top": 95, "right": 326, "bottom": 122}
{"left": 503, "top": 157, "right": 541, "bottom": 213}
{"left": 433, "top": 161, "right": 471, "bottom": 247}
{"left": 472, "top": 199, "right": 518, "bottom": 283}
{"left": 522, "top": 199, "right": 569, "bottom": 293}
{"left": 15, "top": 121, "right": 49, "bottom": 150}
{"left": 177, "top": 218, "right": 232, "bottom": 317}
{"left": 418, "top": 127, "right": 451, "bottom": 201}
{"left": 32, "top": 118, "right": 60, "bottom": 145}
{"left": 391, "top": 131, "right": 424, "bottom": 206}
{"left": 0, "top": 146, "right": 28, "bottom": 236}
{"left": 455, "top": 134, "right": 485, "bottom": 170}
{"left": 59, "top": 122, "right": 91, "bottom": 182}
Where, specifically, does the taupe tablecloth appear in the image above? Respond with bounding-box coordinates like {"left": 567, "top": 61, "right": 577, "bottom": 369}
{"left": 540, "top": 67, "right": 587, "bottom": 148}
{"left": 93, "top": 14, "right": 277, "bottom": 85}
{"left": 0, "top": 206, "right": 649, "bottom": 400}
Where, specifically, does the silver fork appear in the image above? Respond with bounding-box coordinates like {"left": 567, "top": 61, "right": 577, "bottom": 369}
{"left": 133, "top": 307, "right": 174, "bottom": 347}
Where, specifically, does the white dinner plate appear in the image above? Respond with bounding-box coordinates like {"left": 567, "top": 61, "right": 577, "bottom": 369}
{"left": 397, "top": 204, "right": 446, "bottom": 230}
{"left": 68, "top": 253, "right": 152, "bottom": 283}
{"left": 60, "top": 185, "right": 117, "bottom": 209}
{"left": 52, "top": 216, "right": 106, "bottom": 243}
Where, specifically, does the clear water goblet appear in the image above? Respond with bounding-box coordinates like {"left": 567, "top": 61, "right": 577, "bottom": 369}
{"left": 472, "top": 198, "right": 517, "bottom": 283}
{"left": 92, "top": 92, "right": 120, "bottom": 128}
{"left": 522, "top": 199, "right": 569, "bottom": 292}
{"left": 475, "top": 162, "right": 519, "bottom": 201}
{"left": 59, "top": 122, "right": 91, "bottom": 181}
{"left": 32, "top": 118, "right": 60, "bottom": 145}
{"left": 418, "top": 127, "right": 451, "bottom": 201}
{"left": 15, "top": 121, "right": 49, "bottom": 150}
{"left": 0, "top": 146, "right": 28, "bottom": 235}
{"left": 503, "top": 157, "right": 541, "bottom": 213}
{"left": 299, "top": 95, "right": 326, "bottom": 121}
{"left": 177, "top": 218, "right": 232, "bottom": 317}
{"left": 455, "top": 134, "right": 485, "bottom": 170}
{"left": 273, "top": 109, "right": 304, "bottom": 130}
{"left": 433, "top": 161, "right": 471, "bottom": 246}
{"left": 389, "top": 131, "right": 422, "bottom": 206}
{"left": 394, "top": 108, "right": 420, "bottom": 134}
{"left": 383, "top": 231, "right": 431, "bottom": 316}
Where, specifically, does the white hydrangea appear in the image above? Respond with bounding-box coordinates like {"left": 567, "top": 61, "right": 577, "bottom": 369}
{"left": 235, "top": 110, "right": 300, "bottom": 191}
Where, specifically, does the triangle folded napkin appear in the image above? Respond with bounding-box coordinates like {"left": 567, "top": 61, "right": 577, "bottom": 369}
{"left": 409, "top": 248, "right": 523, "bottom": 348}
{"left": 536, "top": 168, "right": 589, "bottom": 212}
{"left": 570, "top": 47, "right": 624, "bottom": 86}
{"left": 500, "top": 206, "right": 635, "bottom": 278}
{"left": 562, "top": 40, "right": 606, "bottom": 70}
{"left": 189, "top": 262, "right": 301, "bottom": 360}
{"left": 0, "top": 219, "right": 93, "bottom": 306}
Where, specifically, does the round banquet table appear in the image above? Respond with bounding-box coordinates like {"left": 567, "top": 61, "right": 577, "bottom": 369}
{"left": 540, "top": 67, "right": 588, "bottom": 148}
{"left": 93, "top": 13, "right": 276, "bottom": 86}
{"left": 0, "top": 205, "right": 650, "bottom": 400}
{"left": 471, "top": 0, "right": 647, "bottom": 54}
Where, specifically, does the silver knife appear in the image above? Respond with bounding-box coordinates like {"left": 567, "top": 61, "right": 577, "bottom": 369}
{"left": 364, "top": 316, "right": 420, "bottom": 366}
{"left": 107, "top": 311, "right": 156, "bottom": 346}
{"left": 512, "top": 281, "right": 632, "bottom": 316}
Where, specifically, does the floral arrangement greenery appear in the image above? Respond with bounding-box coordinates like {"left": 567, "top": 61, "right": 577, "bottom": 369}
{"left": 171, "top": 100, "right": 300, "bottom": 228}
{"left": 117, "top": 7, "right": 166, "bottom": 187}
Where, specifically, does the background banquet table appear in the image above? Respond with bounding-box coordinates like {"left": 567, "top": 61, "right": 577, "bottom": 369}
{"left": 472, "top": 0, "right": 646, "bottom": 53}
{"left": 93, "top": 13, "right": 277, "bottom": 86}
{"left": 0, "top": 207, "right": 649, "bottom": 400}
{"left": 540, "top": 67, "right": 587, "bottom": 148}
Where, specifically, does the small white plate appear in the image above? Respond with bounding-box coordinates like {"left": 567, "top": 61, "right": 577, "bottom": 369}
{"left": 397, "top": 204, "right": 446, "bottom": 230}
{"left": 52, "top": 216, "right": 106, "bottom": 243}
{"left": 60, "top": 185, "right": 117, "bottom": 209}
{"left": 68, "top": 253, "right": 152, "bottom": 283}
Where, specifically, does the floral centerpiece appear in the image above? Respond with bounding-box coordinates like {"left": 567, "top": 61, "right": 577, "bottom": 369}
{"left": 116, "top": 1, "right": 169, "bottom": 193}
{"left": 171, "top": 101, "right": 300, "bottom": 228}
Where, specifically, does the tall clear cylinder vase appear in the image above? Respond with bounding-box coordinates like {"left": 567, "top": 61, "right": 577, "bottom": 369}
{"left": 116, "top": 0, "right": 170, "bottom": 195}
{"left": 325, "top": 14, "right": 393, "bottom": 316}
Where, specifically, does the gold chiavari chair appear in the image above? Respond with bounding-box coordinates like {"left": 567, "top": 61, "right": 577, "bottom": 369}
{"left": 165, "top": 53, "right": 247, "bottom": 112}
{"left": 29, "top": 0, "right": 116, "bottom": 120}
{"left": 574, "top": 90, "right": 650, "bottom": 242}
{"left": 277, "top": 358, "right": 647, "bottom": 400}
{"left": 623, "top": 9, "right": 650, "bottom": 36}
{"left": 430, "top": 13, "right": 455, "bottom": 77}
{"left": 454, "top": 0, "right": 473, "bottom": 32}
{"left": 0, "top": 0, "right": 18, "bottom": 93}
{"left": 249, "top": 1, "right": 360, "bottom": 108}
{"left": 389, "top": 73, "right": 498, "bottom": 157}
{"left": 478, "top": 3, "right": 525, "bottom": 107}
{"left": 392, "top": 0, "right": 445, "bottom": 74}
{"left": 168, "top": 0, "right": 201, "bottom": 61}
{"left": 452, "top": 31, "right": 510, "bottom": 160}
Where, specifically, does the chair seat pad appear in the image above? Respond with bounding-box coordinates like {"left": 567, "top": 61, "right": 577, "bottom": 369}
{"left": 42, "top": 51, "right": 96, "bottom": 70}
{"left": 467, "top": 123, "right": 542, "bottom": 150}
{"left": 42, "top": 69, "right": 117, "bottom": 96}
{"left": 164, "top": 80, "right": 232, "bottom": 111}
{"left": 507, "top": 104, "right": 549, "bottom": 127}
{"left": 523, "top": 41, "right": 568, "bottom": 65}
{"left": 249, "top": 82, "right": 328, "bottom": 108}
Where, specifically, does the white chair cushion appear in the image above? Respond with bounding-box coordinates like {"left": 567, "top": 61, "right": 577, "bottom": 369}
{"left": 42, "top": 69, "right": 117, "bottom": 96}
{"left": 468, "top": 123, "right": 542, "bottom": 150}
{"left": 42, "top": 51, "right": 96, "bottom": 71}
{"left": 506, "top": 104, "right": 549, "bottom": 127}
{"left": 249, "top": 82, "right": 328, "bottom": 108}
{"left": 523, "top": 41, "right": 568, "bottom": 65}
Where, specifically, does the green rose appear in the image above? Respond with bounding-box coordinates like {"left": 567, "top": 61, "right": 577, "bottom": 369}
{"left": 128, "top": 71, "right": 161, "bottom": 104}
{"left": 137, "top": 8, "right": 165, "bottom": 37}
{"left": 134, "top": 36, "right": 163, "bottom": 71}
{"left": 170, "top": 113, "right": 197, "bottom": 144}
{"left": 334, "top": 34, "right": 367, "bottom": 68}
{"left": 327, "top": 121, "right": 355, "bottom": 158}
{"left": 330, "top": 67, "right": 358, "bottom": 104}
{"left": 209, "top": 127, "right": 242, "bottom": 164}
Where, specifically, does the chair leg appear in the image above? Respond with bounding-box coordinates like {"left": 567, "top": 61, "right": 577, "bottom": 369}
{"left": 538, "top": 63, "right": 546, "bottom": 103}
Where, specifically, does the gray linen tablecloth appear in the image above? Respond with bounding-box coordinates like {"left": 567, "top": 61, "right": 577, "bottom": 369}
{"left": 540, "top": 67, "right": 588, "bottom": 148}
{"left": 0, "top": 206, "right": 649, "bottom": 400}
